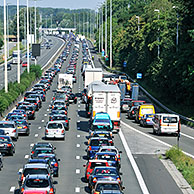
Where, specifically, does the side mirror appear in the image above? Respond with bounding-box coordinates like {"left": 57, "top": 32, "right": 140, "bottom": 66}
{"left": 122, "top": 186, "right": 125, "bottom": 190}
{"left": 119, "top": 151, "right": 122, "bottom": 153}
{"left": 53, "top": 181, "right": 58, "bottom": 184}
{"left": 18, "top": 171, "right": 22, "bottom": 175}
{"left": 120, "top": 172, "right": 123, "bottom": 175}
{"left": 83, "top": 164, "right": 86, "bottom": 167}
{"left": 112, "top": 136, "right": 114, "bottom": 138}
{"left": 58, "top": 159, "right": 60, "bottom": 161}
{"left": 68, "top": 118, "right": 71, "bottom": 120}
{"left": 29, "top": 123, "right": 31, "bottom": 125}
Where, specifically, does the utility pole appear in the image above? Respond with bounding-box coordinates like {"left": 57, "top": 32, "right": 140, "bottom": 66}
{"left": 105, "top": 0, "right": 107, "bottom": 56}
{"left": 27, "top": 0, "right": 30, "bottom": 73}
{"left": 17, "top": 0, "right": 20, "bottom": 83}
{"left": 154, "top": 9, "right": 160, "bottom": 58}
{"left": 4, "top": 0, "right": 8, "bottom": 92}
{"left": 7, "top": 3, "right": 10, "bottom": 57}
{"left": 110, "top": 0, "right": 112, "bottom": 68}
{"left": 101, "top": 6, "right": 103, "bottom": 52}
{"left": 98, "top": 9, "right": 101, "bottom": 53}
{"left": 87, "top": 12, "right": 89, "bottom": 38}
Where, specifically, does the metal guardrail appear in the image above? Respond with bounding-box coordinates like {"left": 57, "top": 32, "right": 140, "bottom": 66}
{"left": 98, "top": 57, "right": 194, "bottom": 125}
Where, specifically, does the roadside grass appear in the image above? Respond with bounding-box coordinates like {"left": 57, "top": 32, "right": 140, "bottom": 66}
{"left": 166, "top": 146, "right": 194, "bottom": 190}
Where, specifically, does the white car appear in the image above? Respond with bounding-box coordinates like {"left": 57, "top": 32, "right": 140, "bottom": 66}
{"left": 45, "top": 121, "right": 65, "bottom": 140}
{"left": 0, "top": 121, "right": 18, "bottom": 140}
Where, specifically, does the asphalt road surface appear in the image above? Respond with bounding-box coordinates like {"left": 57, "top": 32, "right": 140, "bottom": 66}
{"left": 0, "top": 38, "right": 190, "bottom": 194}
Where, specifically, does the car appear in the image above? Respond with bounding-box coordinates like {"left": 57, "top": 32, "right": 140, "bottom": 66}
{"left": 0, "top": 135, "right": 15, "bottom": 155}
{"left": 49, "top": 114, "right": 70, "bottom": 131}
{"left": 31, "top": 147, "right": 54, "bottom": 159}
{"left": 50, "top": 100, "right": 67, "bottom": 110}
{"left": 15, "top": 120, "right": 30, "bottom": 135}
{"left": 3, "top": 63, "right": 12, "bottom": 71}
{"left": 45, "top": 121, "right": 65, "bottom": 140}
{"left": 18, "top": 105, "right": 36, "bottom": 120}
{"left": 140, "top": 114, "right": 155, "bottom": 127}
{"left": 92, "top": 180, "right": 124, "bottom": 194}
{"left": 94, "top": 152, "right": 120, "bottom": 170}
{"left": 20, "top": 174, "right": 56, "bottom": 194}
{"left": 88, "top": 167, "right": 122, "bottom": 190}
{"left": 22, "top": 61, "right": 28, "bottom": 67}
{"left": 87, "top": 137, "right": 111, "bottom": 159}
{"left": 24, "top": 98, "right": 39, "bottom": 111}
{"left": 68, "top": 93, "right": 77, "bottom": 104}
{"left": 90, "top": 123, "right": 112, "bottom": 137}
{"left": 18, "top": 163, "right": 52, "bottom": 187}
{"left": 120, "top": 98, "right": 132, "bottom": 112}
{"left": 37, "top": 154, "right": 60, "bottom": 177}
{"left": 83, "top": 160, "right": 109, "bottom": 181}
{"left": 0, "top": 121, "right": 18, "bottom": 140}
{"left": 127, "top": 106, "right": 138, "bottom": 119}
{"left": 8, "top": 114, "right": 27, "bottom": 122}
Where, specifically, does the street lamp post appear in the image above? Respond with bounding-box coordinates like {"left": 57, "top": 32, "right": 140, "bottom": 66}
{"left": 154, "top": 9, "right": 160, "bottom": 58}
{"left": 98, "top": 9, "right": 101, "bottom": 53}
{"left": 173, "top": 6, "right": 179, "bottom": 52}
{"left": 136, "top": 16, "right": 140, "bottom": 32}
{"left": 105, "top": 0, "right": 107, "bottom": 57}
{"left": 4, "top": 0, "right": 8, "bottom": 93}
{"left": 27, "top": 0, "right": 30, "bottom": 73}
{"left": 17, "top": 0, "right": 20, "bottom": 83}
{"left": 7, "top": 2, "right": 10, "bottom": 58}
{"left": 101, "top": 6, "right": 103, "bottom": 52}
{"left": 110, "top": 0, "right": 112, "bottom": 68}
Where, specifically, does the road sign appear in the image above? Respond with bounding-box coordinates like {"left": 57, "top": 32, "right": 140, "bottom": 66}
{"left": 137, "top": 73, "right": 142, "bottom": 79}
{"left": 123, "top": 61, "right": 127, "bottom": 68}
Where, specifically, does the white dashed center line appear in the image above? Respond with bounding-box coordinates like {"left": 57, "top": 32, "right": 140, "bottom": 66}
{"left": 25, "top": 155, "right": 29, "bottom": 159}
{"left": 35, "top": 134, "right": 38, "bottom": 137}
{"left": 77, "top": 120, "right": 80, "bottom": 123}
{"left": 76, "top": 169, "right": 80, "bottom": 174}
{"left": 76, "top": 156, "right": 80, "bottom": 160}
{"left": 75, "top": 187, "right": 80, "bottom": 192}
{"left": 47, "top": 109, "right": 49, "bottom": 112}
{"left": 77, "top": 134, "right": 80, "bottom": 137}
{"left": 38, "top": 127, "right": 41, "bottom": 129}
{"left": 76, "top": 144, "right": 80, "bottom": 148}
{"left": 44, "top": 114, "right": 47, "bottom": 116}
{"left": 9, "top": 186, "right": 15, "bottom": 193}
{"left": 41, "top": 120, "right": 45, "bottom": 122}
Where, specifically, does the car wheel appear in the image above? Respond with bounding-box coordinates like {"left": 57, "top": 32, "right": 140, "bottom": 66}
{"left": 9, "top": 149, "right": 14, "bottom": 156}
{"left": 153, "top": 128, "right": 156, "bottom": 134}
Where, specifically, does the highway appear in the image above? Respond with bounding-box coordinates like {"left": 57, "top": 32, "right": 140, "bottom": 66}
{"left": 0, "top": 36, "right": 64, "bottom": 90}
{"left": 0, "top": 37, "right": 192, "bottom": 194}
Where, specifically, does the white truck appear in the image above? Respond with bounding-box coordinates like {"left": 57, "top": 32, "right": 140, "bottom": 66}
{"left": 92, "top": 84, "right": 121, "bottom": 131}
{"left": 85, "top": 68, "right": 103, "bottom": 88}
{"left": 12, "top": 50, "right": 21, "bottom": 64}
{"left": 58, "top": 73, "right": 73, "bottom": 89}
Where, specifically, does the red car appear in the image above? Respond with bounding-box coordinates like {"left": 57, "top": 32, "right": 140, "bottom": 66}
{"left": 22, "top": 61, "right": 28, "bottom": 67}
{"left": 83, "top": 160, "right": 109, "bottom": 181}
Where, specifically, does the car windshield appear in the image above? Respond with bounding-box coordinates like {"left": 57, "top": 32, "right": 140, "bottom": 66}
{"left": 101, "top": 149, "right": 117, "bottom": 154}
{"left": 92, "top": 125, "right": 111, "bottom": 131}
{"left": 95, "top": 169, "right": 117, "bottom": 176}
{"left": 47, "top": 123, "right": 63, "bottom": 129}
{"left": 0, "top": 124, "right": 15, "bottom": 128}
{"left": 97, "top": 154, "right": 116, "bottom": 161}
{"left": 26, "top": 106, "right": 34, "bottom": 111}
{"left": 10, "top": 116, "right": 24, "bottom": 120}
{"left": 94, "top": 119, "right": 110, "bottom": 124}
{"left": 90, "top": 139, "right": 109, "bottom": 146}
{"left": 26, "top": 99, "right": 36, "bottom": 103}
{"left": 23, "top": 168, "right": 48, "bottom": 176}
{"left": 141, "top": 108, "right": 153, "bottom": 115}
{"left": 15, "top": 120, "right": 27, "bottom": 125}
{"left": 52, "top": 116, "right": 67, "bottom": 120}
{"left": 25, "top": 179, "right": 49, "bottom": 188}
{"left": 54, "top": 102, "right": 65, "bottom": 106}
{"left": 90, "top": 162, "right": 106, "bottom": 169}
{"left": 96, "top": 183, "right": 120, "bottom": 191}
{"left": 163, "top": 117, "right": 178, "bottom": 123}
{"left": 34, "top": 149, "right": 53, "bottom": 155}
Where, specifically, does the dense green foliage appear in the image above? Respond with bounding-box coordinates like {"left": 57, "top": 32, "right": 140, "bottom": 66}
{"left": 95, "top": 0, "right": 194, "bottom": 113}
{"left": 0, "top": 65, "right": 42, "bottom": 115}
{"left": 166, "top": 146, "right": 194, "bottom": 189}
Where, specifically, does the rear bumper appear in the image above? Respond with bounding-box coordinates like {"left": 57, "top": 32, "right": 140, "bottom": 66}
{"left": 45, "top": 133, "right": 65, "bottom": 138}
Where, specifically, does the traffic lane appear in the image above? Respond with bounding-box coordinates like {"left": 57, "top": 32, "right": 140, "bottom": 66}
{"left": 121, "top": 113, "right": 194, "bottom": 156}
{"left": 0, "top": 36, "right": 64, "bottom": 90}
{"left": 134, "top": 154, "right": 183, "bottom": 194}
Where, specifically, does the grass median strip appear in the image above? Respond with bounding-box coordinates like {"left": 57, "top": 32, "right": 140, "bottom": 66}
{"left": 165, "top": 146, "right": 194, "bottom": 190}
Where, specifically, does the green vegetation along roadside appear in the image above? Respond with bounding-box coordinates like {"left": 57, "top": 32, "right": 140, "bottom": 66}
{"left": 0, "top": 65, "right": 42, "bottom": 115}
{"left": 166, "top": 147, "right": 194, "bottom": 190}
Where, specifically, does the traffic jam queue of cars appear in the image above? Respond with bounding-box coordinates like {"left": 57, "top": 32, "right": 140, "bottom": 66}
{"left": 0, "top": 35, "right": 78, "bottom": 193}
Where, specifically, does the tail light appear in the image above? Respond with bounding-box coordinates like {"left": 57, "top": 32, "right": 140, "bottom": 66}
{"left": 117, "top": 177, "right": 121, "bottom": 183}
{"left": 54, "top": 163, "right": 58, "bottom": 167}
{"left": 12, "top": 129, "right": 16, "bottom": 133}
{"left": 32, "top": 111, "right": 35, "bottom": 114}
{"left": 43, "top": 89, "right": 45, "bottom": 92}
{"left": 160, "top": 119, "right": 162, "bottom": 125}
{"left": 43, "top": 95, "right": 45, "bottom": 97}
{"left": 61, "top": 130, "right": 64, "bottom": 133}
{"left": 147, "top": 119, "right": 150, "bottom": 122}
{"left": 75, "top": 97, "right": 77, "bottom": 99}
{"left": 93, "top": 111, "right": 96, "bottom": 117}
{"left": 21, "top": 174, "right": 24, "bottom": 182}
{"left": 24, "top": 114, "right": 26, "bottom": 117}
{"left": 23, "top": 126, "right": 28, "bottom": 129}
{"left": 49, "top": 188, "right": 54, "bottom": 194}
{"left": 132, "top": 111, "right": 134, "bottom": 114}
{"left": 114, "top": 121, "right": 120, "bottom": 126}
{"left": 24, "top": 97, "right": 27, "bottom": 100}
{"left": 65, "top": 120, "right": 68, "bottom": 123}
{"left": 7, "top": 144, "right": 12, "bottom": 147}
{"left": 21, "top": 188, "right": 24, "bottom": 193}
{"left": 53, "top": 97, "right": 55, "bottom": 100}
{"left": 51, "top": 119, "right": 53, "bottom": 121}
{"left": 35, "top": 103, "right": 37, "bottom": 105}
{"left": 109, "top": 140, "right": 113, "bottom": 144}
{"left": 46, "top": 129, "right": 48, "bottom": 133}
{"left": 93, "top": 178, "right": 97, "bottom": 183}
{"left": 88, "top": 146, "right": 92, "bottom": 151}
{"left": 31, "top": 151, "right": 34, "bottom": 154}
{"left": 117, "top": 111, "right": 120, "bottom": 118}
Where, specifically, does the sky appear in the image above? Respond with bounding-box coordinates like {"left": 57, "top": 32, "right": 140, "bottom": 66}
{"left": 0, "top": 0, "right": 105, "bottom": 10}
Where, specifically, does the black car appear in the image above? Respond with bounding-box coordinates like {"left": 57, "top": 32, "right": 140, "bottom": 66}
{"left": 68, "top": 93, "right": 77, "bottom": 104}
{"left": 18, "top": 105, "right": 36, "bottom": 120}
{"left": 0, "top": 135, "right": 15, "bottom": 156}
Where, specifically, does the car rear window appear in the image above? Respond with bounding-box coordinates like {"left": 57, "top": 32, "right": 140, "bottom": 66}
{"left": 26, "top": 99, "right": 37, "bottom": 103}
{"left": 97, "top": 154, "right": 116, "bottom": 161}
{"left": 0, "top": 124, "right": 15, "bottom": 128}
{"left": 96, "top": 183, "right": 119, "bottom": 191}
{"left": 25, "top": 179, "right": 49, "bottom": 188}
{"left": 95, "top": 168, "right": 117, "bottom": 176}
{"left": 90, "top": 162, "right": 106, "bottom": 169}
{"left": 141, "top": 108, "right": 154, "bottom": 115}
{"left": 47, "top": 123, "right": 63, "bottom": 129}
{"left": 23, "top": 168, "right": 48, "bottom": 176}
{"left": 90, "top": 139, "right": 109, "bottom": 146}
{"left": 163, "top": 117, "right": 178, "bottom": 123}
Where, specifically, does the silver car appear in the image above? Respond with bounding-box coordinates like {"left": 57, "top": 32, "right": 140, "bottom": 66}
{"left": 0, "top": 121, "right": 18, "bottom": 140}
{"left": 45, "top": 121, "right": 65, "bottom": 140}
{"left": 20, "top": 174, "right": 56, "bottom": 193}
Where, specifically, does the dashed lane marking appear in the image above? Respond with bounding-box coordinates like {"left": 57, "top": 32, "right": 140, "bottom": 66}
{"left": 77, "top": 121, "right": 80, "bottom": 123}
{"left": 47, "top": 109, "right": 49, "bottom": 112}
{"left": 44, "top": 114, "right": 47, "bottom": 116}
{"left": 77, "top": 134, "right": 81, "bottom": 137}
{"left": 25, "top": 155, "right": 29, "bottom": 159}
{"left": 9, "top": 186, "right": 15, "bottom": 193}
{"left": 76, "top": 169, "right": 80, "bottom": 174}
{"left": 76, "top": 156, "right": 80, "bottom": 160}
{"left": 42, "top": 120, "right": 44, "bottom": 122}
{"left": 75, "top": 187, "right": 80, "bottom": 193}
{"left": 76, "top": 144, "right": 80, "bottom": 148}
{"left": 35, "top": 134, "right": 38, "bottom": 137}
{"left": 38, "top": 127, "right": 41, "bottom": 130}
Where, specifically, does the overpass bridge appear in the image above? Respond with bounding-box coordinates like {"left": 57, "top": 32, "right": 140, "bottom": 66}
{"left": 41, "top": 27, "right": 76, "bottom": 34}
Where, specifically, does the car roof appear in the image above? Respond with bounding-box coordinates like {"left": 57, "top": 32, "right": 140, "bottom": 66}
{"left": 88, "top": 159, "right": 108, "bottom": 163}
{"left": 96, "top": 152, "right": 116, "bottom": 155}
{"left": 155, "top": 113, "right": 179, "bottom": 117}
{"left": 24, "top": 163, "right": 49, "bottom": 168}
{"left": 96, "top": 180, "right": 119, "bottom": 184}
{"left": 38, "top": 153, "right": 55, "bottom": 157}
{"left": 0, "top": 121, "right": 15, "bottom": 124}
{"left": 26, "top": 174, "right": 49, "bottom": 179}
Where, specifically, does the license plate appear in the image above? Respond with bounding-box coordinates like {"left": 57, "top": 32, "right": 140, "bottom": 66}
{"left": 18, "top": 127, "right": 22, "bottom": 129}
{"left": 0, "top": 144, "right": 4, "bottom": 147}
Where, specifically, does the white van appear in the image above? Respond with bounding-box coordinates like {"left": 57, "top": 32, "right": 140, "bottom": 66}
{"left": 153, "top": 113, "right": 180, "bottom": 135}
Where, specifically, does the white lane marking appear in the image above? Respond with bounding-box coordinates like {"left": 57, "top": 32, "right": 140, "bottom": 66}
{"left": 42, "top": 120, "right": 44, "bottom": 122}
{"left": 121, "top": 121, "right": 194, "bottom": 159}
{"left": 38, "top": 127, "right": 41, "bottom": 130}
{"left": 181, "top": 132, "right": 194, "bottom": 141}
{"left": 30, "top": 143, "right": 34, "bottom": 147}
{"left": 9, "top": 186, "right": 15, "bottom": 193}
{"left": 76, "top": 169, "right": 80, "bottom": 174}
{"left": 25, "top": 155, "right": 29, "bottom": 159}
{"left": 78, "top": 109, "right": 80, "bottom": 112}
{"left": 77, "top": 121, "right": 80, "bottom": 123}
{"left": 47, "top": 109, "right": 49, "bottom": 112}
{"left": 76, "top": 156, "right": 80, "bottom": 160}
{"left": 119, "top": 128, "right": 150, "bottom": 194}
{"left": 78, "top": 105, "right": 80, "bottom": 108}
{"left": 35, "top": 134, "right": 38, "bottom": 137}
{"left": 44, "top": 114, "right": 47, "bottom": 116}
{"left": 77, "top": 134, "right": 81, "bottom": 137}
{"left": 75, "top": 187, "right": 80, "bottom": 192}
{"left": 76, "top": 144, "right": 80, "bottom": 148}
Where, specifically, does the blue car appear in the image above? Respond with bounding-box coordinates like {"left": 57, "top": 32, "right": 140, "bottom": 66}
{"left": 37, "top": 153, "right": 60, "bottom": 177}
{"left": 87, "top": 137, "right": 111, "bottom": 159}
